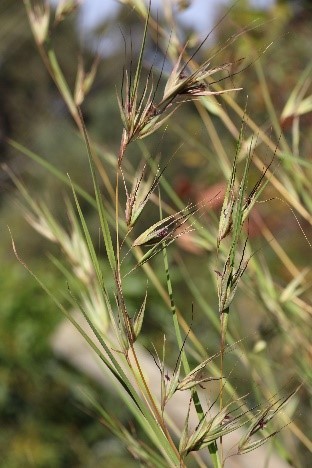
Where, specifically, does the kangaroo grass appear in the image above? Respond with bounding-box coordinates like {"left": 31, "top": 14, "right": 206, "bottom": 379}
{"left": 10, "top": 1, "right": 311, "bottom": 466}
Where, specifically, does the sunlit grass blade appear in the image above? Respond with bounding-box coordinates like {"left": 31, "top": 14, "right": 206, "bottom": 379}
{"left": 69, "top": 176, "right": 105, "bottom": 290}
{"left": 78, "top": 111, "right": 116, "bottom": 272}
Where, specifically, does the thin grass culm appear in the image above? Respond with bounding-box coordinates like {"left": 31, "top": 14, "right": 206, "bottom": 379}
{"left": 8, "top": 1, "right": 312, "bottom": 467}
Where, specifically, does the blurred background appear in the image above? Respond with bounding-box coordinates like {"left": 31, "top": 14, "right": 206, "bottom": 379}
{"left": 1, "top": 0, "right": 311, "bottom": 466}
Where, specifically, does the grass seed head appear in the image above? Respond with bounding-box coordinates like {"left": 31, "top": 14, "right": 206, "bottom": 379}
{"left": 217, "top": 246, "right": 251, "bottom": 314}
{"left": 54, "top": 0, "right": 80, "bottom": 25}
{"left": 238, "top": 388, "right": 300, "bottom": 455}
{"left": 28, "top": 2, "right": 50, "bottom": 45}
{"left": 132, "top": 291, "right": 147, "bottom": 341}
{"left": 118, "top": 14, "right": 242, "bottom": 161}
{"left": 74, "top": 56, "right": 100, "bottom": 106}
{"left": 181, "top": 403, "right": 245, "bottom": 456}
{"left": 125, "top": 163, "right": 164, "bottom": 228}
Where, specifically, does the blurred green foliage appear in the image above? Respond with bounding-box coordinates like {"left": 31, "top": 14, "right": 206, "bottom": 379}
{"left": 0, "top": 264, "right": 141, "bottom": 466}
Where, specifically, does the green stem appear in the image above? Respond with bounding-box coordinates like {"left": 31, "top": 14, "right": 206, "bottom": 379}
{"left": 219, "top": 307, "right": 229, "bottom": 467}
{"left": 160, "top": 205, "right": 220, "bottom": 467}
